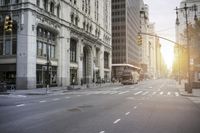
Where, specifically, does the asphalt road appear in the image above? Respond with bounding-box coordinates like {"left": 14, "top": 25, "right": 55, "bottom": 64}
{"left": 0, "top": 79, "right": 200, "bottom": 133}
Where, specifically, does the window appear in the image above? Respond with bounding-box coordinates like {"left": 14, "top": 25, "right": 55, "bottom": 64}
{"left": 12, "top": 39, "right": 17, "bottom": 55}
{"left": 43, "top": 43, "right": 47, "bottom": 57}
{"left": 104, "top": 52, "right": 109, "bottom": 68}
{"left": 0, "top": 40, "right": 3, "bottom": 55}
{"left": 70, "top": 38, "right": 77, "bottom": 63}
{"left": 51, "top": 45, "right": 55, "bottom": 58}
{"left": 75, "top": 16, "right": 78, "bottom": 26}
{"left": 36, "top": 0, "right": 40, "bottom": 6}
{"left": 83, "top": 21, "right": 86, "bottom": 30}
{"left": 57, "top": 5, "right": 60, "bottom": 17}
{"left": 0, "top": 21, "right": 17, "bottom": 56}
{"left": 5, "top": 0, "right": 10, "bottom": 5}
{"left": 71, "top": 13, "right": 74, "bottom": 24}
{"left": 37, "top": 41, "right": 42, "bottom": 56}
{"left": 5, "top": 39, "right": 11, "bottom": 55}
{"left": 50, "top": 2, "right": 54, "bottom": 14}
{"left": 44, "top": 0, "right": 48, "bottom": 11}
{"left": 36, "top": 26, "right": 56, "bottom": 59}
{"left": 82, "top": 0, "right": 84, "bottom": 11}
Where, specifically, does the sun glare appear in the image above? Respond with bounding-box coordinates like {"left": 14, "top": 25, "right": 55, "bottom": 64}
{"left": 161, "top": 42, "right": 174, "bottom": 69}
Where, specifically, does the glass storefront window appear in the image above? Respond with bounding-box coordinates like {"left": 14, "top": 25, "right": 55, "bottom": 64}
{"left": 36, "top": 64, "right": 57, "bottom": 88}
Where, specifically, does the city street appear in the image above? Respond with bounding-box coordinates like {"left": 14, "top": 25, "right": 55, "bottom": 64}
{"left": 0, "top": 79, "right": 200, "bottom": 133}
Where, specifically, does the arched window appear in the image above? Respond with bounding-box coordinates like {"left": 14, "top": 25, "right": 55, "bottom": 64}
{"left": 83, "top": 21, "right": 86, "bottom": 30}
{"left": 89, "top": 24, "right": 92, "bottom": 32}
{"left": 50, "top": 2, "right": 54, "bottom": 14}
{"left": 75, "top": 16, "right": 79, "bottom": 26}
{"left": 43, "top": 0, "right": 48, "bottom": 11}
{"left": 36, "top": 0, "right": 40, "bottom": 7}
{"left": 71, "top": 13, "right": 74, "bottom": 24}
{"left": 57, "top": 4, "right": 60, "bottom": 17}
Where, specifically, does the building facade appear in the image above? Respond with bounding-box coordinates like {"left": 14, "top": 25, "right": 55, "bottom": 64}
{"left": 112, "top": 0, "right": 141, "bottom": 80}
{"left": 0, "top": 0, "right": 112, "bottom": 89}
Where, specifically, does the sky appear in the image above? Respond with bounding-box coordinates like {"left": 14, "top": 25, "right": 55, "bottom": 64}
{"left": 143, "top": 0, "right": 183, "bottom": 69}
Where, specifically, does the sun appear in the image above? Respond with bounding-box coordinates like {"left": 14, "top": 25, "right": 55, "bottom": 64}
{"left": 161, "top": 42, "right": 174, "bottom": 69}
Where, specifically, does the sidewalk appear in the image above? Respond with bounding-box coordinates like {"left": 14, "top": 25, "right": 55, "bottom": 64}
{"left": 0, "top": 82, "right": 122, "bottom": 96}
{"left": 176, "top": 81, "right": 200, "bottom": 97}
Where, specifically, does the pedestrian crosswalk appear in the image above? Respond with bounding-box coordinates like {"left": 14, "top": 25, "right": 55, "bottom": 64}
{"left": 134, "top": 91, "right": 180, "bottom": 97}
{"left": 65, "top": 90, "right": 180, "bottom": 97}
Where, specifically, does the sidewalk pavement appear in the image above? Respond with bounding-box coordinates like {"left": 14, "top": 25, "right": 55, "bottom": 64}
{"left": 0, "top": 82, "right": 122, "bottom": 96}
{"left": 176, "top": 81, "right": 200, "bottom": 97}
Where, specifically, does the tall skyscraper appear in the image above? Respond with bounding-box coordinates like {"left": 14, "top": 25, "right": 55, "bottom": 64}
{"left": 112, "top": 0, "right": 141, "bottom": 80}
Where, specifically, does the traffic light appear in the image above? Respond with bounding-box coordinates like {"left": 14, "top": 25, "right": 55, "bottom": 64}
{"left": 4, "top": 15, "right": 13, "bottom": 32}
{"left": 137, "top": 34, "right": 142, "bottom": 45}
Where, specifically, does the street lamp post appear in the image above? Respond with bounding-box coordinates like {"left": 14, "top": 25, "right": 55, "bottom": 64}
{"left": 176, "top": 3, "right": 198, "bottom": 93}
{"left": 176, "top": 7, "right": 181, "bottom": 85}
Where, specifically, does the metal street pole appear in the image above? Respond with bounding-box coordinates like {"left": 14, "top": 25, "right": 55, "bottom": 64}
{"left": 175, "top": 3, "right": 198, "bottom": 93}
{"left": 176, "top": 7, "right": 181, "bottom": 85}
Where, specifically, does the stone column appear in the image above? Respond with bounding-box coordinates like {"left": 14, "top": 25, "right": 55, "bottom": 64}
{"left": 77, "top": 38, "right": 83, "bottom": 85}
{"left": 57, "top": 28, "right": 70, "bottom": 87}
{"left": 16, "top": 11, "right": 36, "bottom": 89}
{"left": 108, "top": 50, "right": 112, "bottom": 81}
{"left": 100, "top": 45, "right": 104, "bottom": 80}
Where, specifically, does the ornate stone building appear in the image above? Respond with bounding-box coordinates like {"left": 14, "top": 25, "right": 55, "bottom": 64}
{"left": 0, "top": 0, "right": 112, "bottom": 89}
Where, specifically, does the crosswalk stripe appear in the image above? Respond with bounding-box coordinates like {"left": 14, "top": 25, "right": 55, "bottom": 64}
{"left": 134, "top": 91, "right": 143, "bottom": 95}
{"left": 142, "top": 91, "right": 149, "bottom": 95}
{"left": 160, "top": 92, "right": 164, "bottom": 95}
{"left": 152, "top": 92, "right": 157, "bottom": 95}
{"left": 167, "top": 92, "right": 171, "bottom": 95}
{"left": 119, "top": 91, "right": 129, "bottom": 95}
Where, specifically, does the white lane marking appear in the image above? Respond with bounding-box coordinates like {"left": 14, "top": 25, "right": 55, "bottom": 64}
{"left": 119, "top": 91, "right": 129, "bottom": 95}
{"left": 99, "top": 131, "right": 105, "bottom": 133}
{"left": 175, "top": 92, "right": 179, "bottom": 96}
{"left": 113, "top": 119, "right": 121, "bottom": 124}
{"left": 16, "top": 104, "right": 25, "bottom": 107}
{"left": 17, "top": 95, "right": 27, "bottom": 98}
{"left": 134, "top": 106, "right": 137, "bottom": 109}
{"left": 134, "top": 91, "right": 143, "bottom": 95}
{"left": 160, "top": 92, "right": 164, "bottom": 95}
{"left": 52, "top": 98, "right": 60, "bottom": 101}
{"left": 113, "top": 87, "right": 120, "bottom": 90}
{"left": 125, "top": 112, "right": 130, "bottom": 116}
{"left": 142, "top": 91, "right": 149, "bottom": 95}
{"left": 77, "top": 95, "right": 81, "bottom": 97}
{"left": 39, "top": 100, "right": 46, "bottom": 103}
{"left": 152, "top": 92, "right": 157, "bottom": 95}
{"left": 110, "top": 92, "right": 117, "bottom": 95}
{"left": 167, "top": 92, "right": 171, "bottom": 95}
{"left": 65, "top": 97, "right": 71, "bottom": 99}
